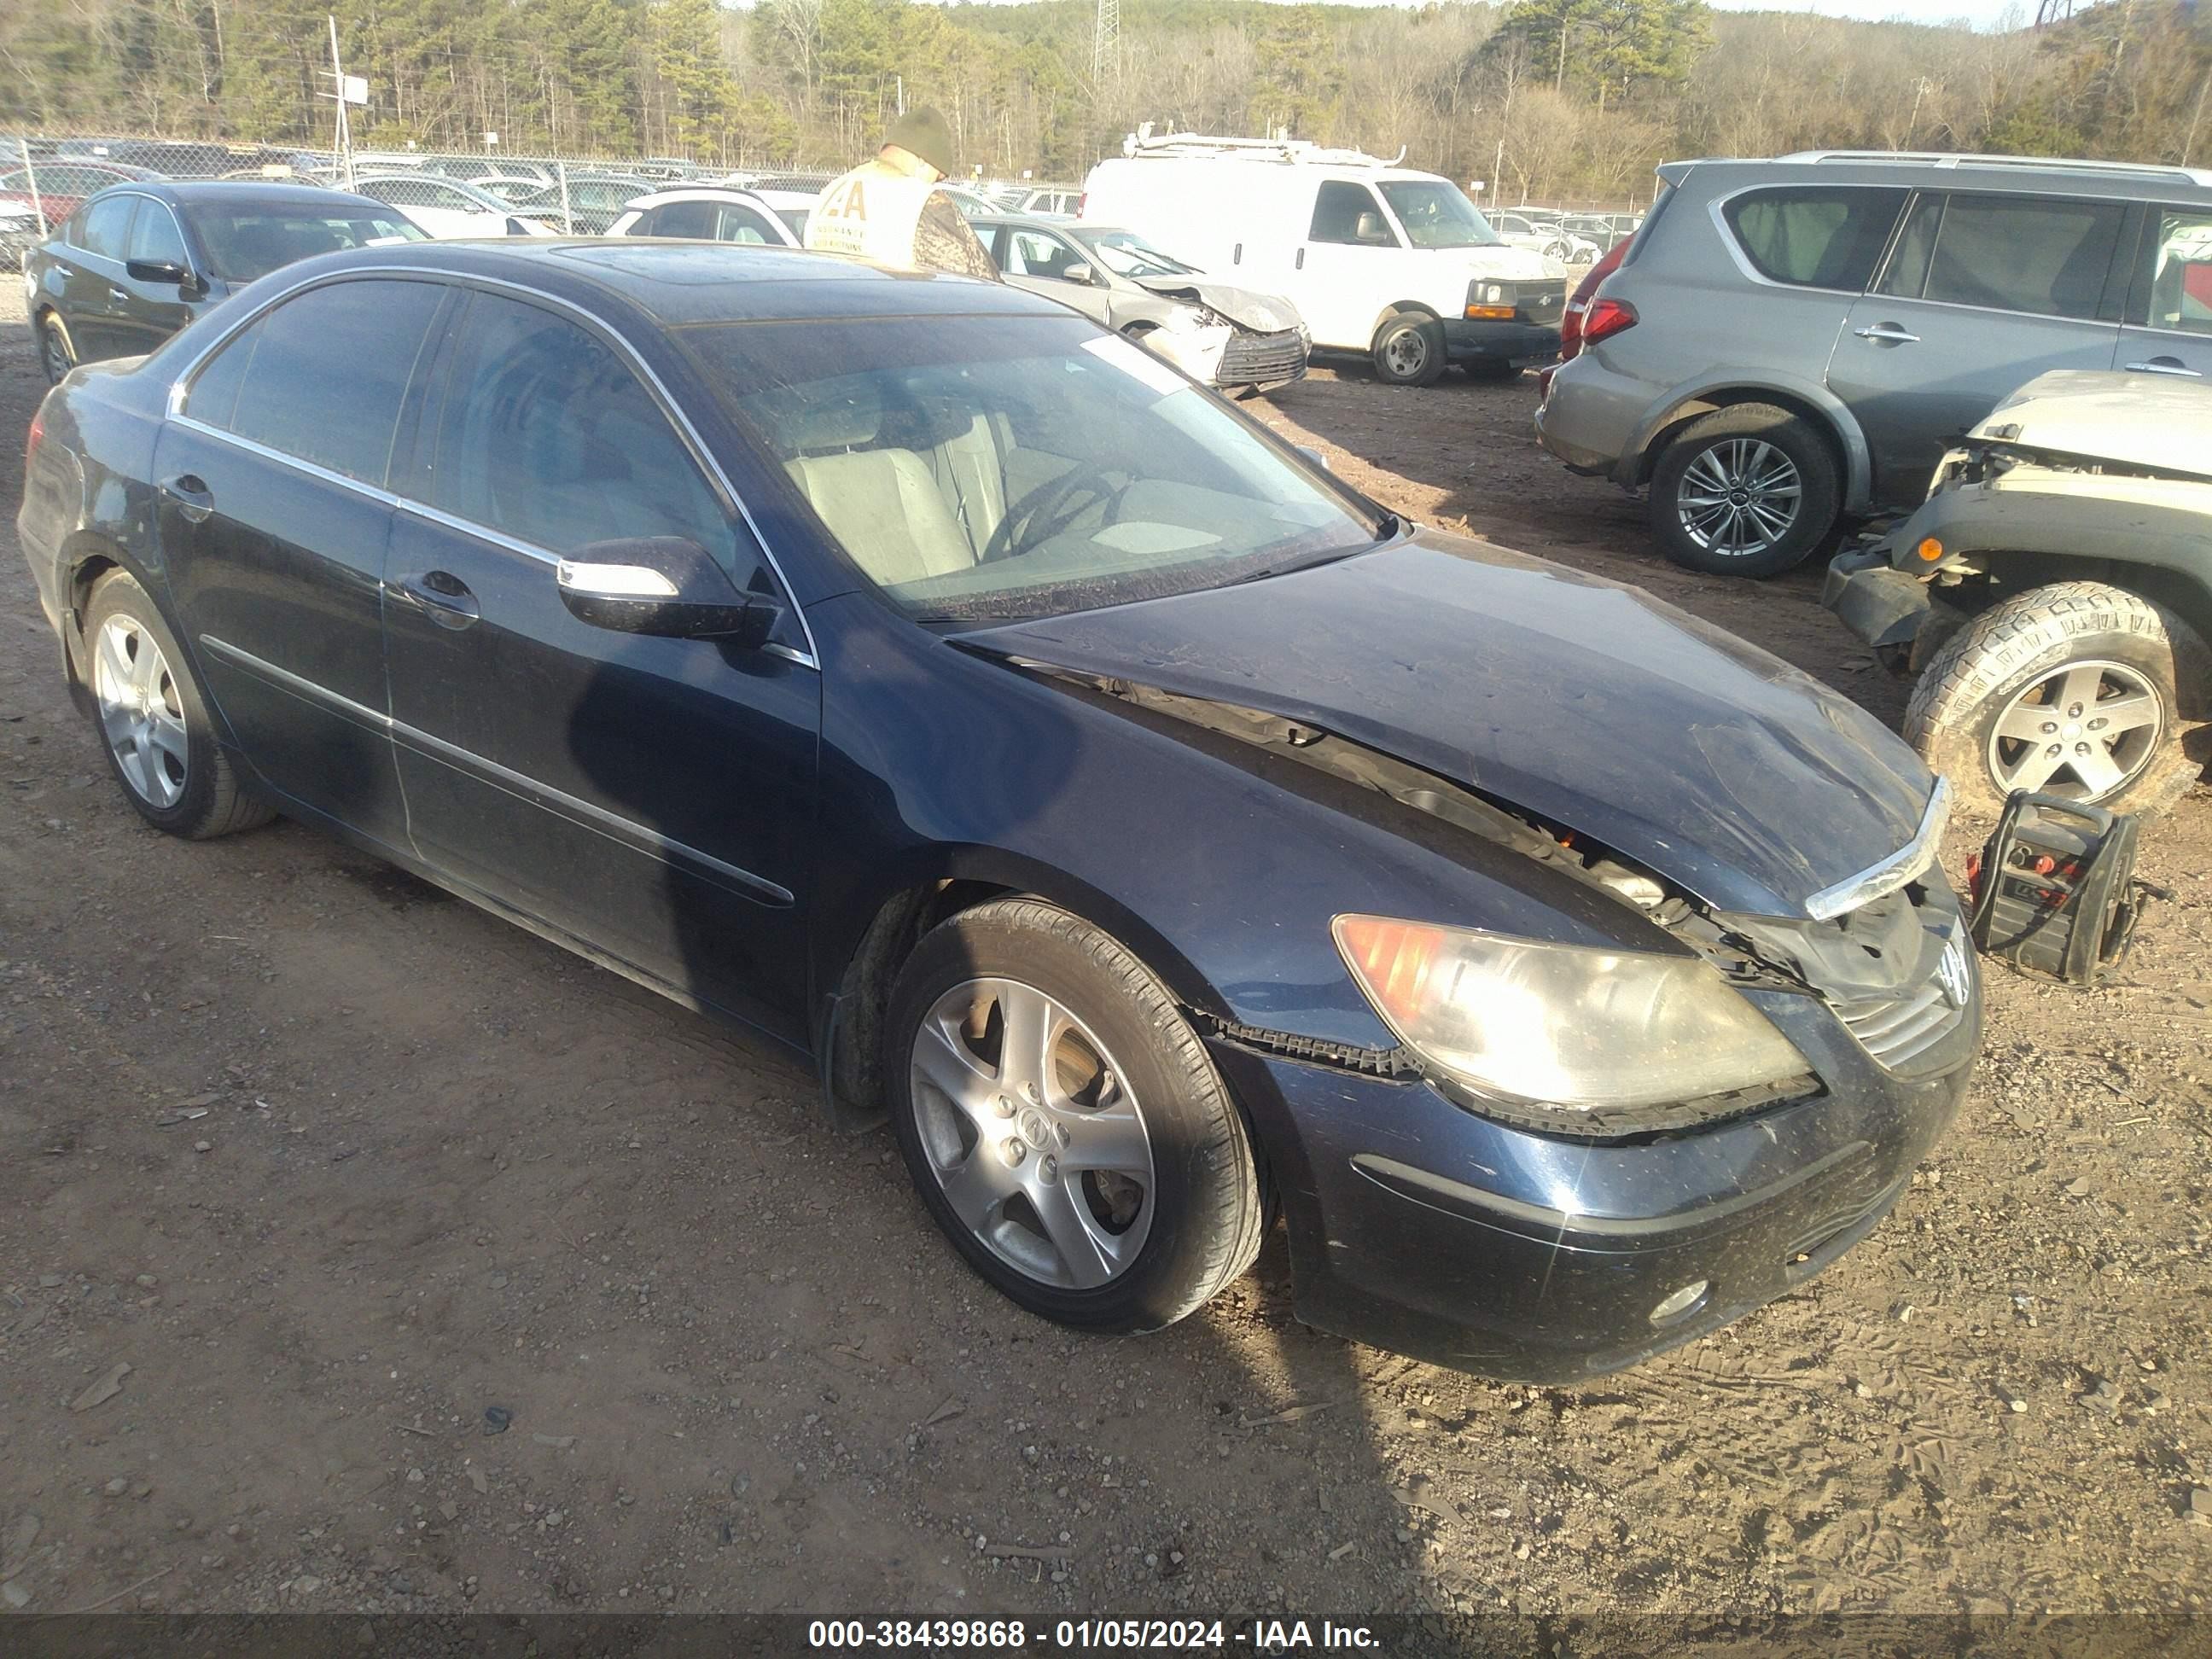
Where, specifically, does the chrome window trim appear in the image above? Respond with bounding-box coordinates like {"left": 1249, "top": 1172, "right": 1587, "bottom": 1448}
{"left": 198, "top": 633, "right": 796, "bottom": 906}
{"left": 1804, "top": 777, "right": 1952, "bottom": 923}
{"left": 397, "top": 498, "right": 560, "bottom": 568}
{"left": 159, "top": 261, "right": 819, "bottom": 667}
{"left": 169, "top": 413, "right": 402, "bottom": 506}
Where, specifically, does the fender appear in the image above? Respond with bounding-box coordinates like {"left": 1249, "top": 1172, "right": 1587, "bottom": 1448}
{"left": 1624, "top": 370, "right": 1874, "bottom": 513}
{"left": 1365, "top": 300, "right": 1439, "bottom": 346}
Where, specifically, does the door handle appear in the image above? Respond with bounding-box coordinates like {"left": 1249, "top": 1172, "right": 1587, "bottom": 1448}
{"left": 108, "top": 286, "right": 131, "bottom": 306}
{"left": 394, "top": 571, "right": 480, "bottom": 629}
{"left": 2123, "top": 358, "right": 2203, "bottom": 377}
{"left": 1854, "top": 323, "right": 1921, "bottom": 344}
{"left": 159, "top": 473, "right": 214, "bottom": 524}
{"left": 1295, "top": 247, "right": 1305, "bottom": 270}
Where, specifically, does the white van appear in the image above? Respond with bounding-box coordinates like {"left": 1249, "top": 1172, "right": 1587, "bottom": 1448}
{"left": 1080, "top": 131, "right": 1565, "bottom": 387}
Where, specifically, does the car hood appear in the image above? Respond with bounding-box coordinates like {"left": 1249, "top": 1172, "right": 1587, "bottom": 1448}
{"left": 1126, "top": 276, "right": 1301, "bottom": 333}
{"left": 958, "top": 532, "right": 1933, "bottom": 920}
{"left": 1974, "top": 369, "right": 2212, "bottom": 481}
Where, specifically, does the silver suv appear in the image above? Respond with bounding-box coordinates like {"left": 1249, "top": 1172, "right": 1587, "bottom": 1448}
{"left": 1535, "top": 151, "right": 2212, "bottom": 576}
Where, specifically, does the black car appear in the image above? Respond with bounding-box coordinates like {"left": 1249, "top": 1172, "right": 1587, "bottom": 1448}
{"left": 25, "top": 182, "right": 427, "bottom": 383}
{"left": 18, "top": 242, "right": 1980, "bottom": 1380}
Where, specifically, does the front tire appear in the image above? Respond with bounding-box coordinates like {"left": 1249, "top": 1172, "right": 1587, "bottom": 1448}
{"left": 1648, "top": 403, "right": 1841, "bottom": 577}
{"left": 887, "top": 898, "right": 1265, "bottom": 1335}
{"left": 82, "top": 571, "right": 275, "bottom": 839}
{"left": 1905, "top": 581, "right": 2208, "bottom": 818}
{"left": 1371, "top": 313, "right": 1446, "bottom": 387}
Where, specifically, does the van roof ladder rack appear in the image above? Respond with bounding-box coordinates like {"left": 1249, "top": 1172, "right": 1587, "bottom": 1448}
{"left": 1121, "top": 125, "right": 1408, "bottom": 168}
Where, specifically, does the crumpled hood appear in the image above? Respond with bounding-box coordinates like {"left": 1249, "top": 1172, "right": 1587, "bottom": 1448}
{"left": 1975, "top": 369, "right": 2212, "bottom": 481}
{"left": 1127, "top": 275, "right": 1302, "bottom": 333}
{"left": 959, "top": 532, "right": 1935, "bottom": 920}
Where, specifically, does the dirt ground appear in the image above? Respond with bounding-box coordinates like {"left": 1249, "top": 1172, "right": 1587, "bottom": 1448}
{"left": 4, "top": 284, "right": 2212, "bottom": 1629}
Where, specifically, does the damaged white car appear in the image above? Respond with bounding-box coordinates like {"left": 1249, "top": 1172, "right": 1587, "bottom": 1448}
{"left": 975, "top": 215, "right": 1308, "bottom": 395}
{"left": 1825, "top": 369, "right": 2212, "bottom": 818}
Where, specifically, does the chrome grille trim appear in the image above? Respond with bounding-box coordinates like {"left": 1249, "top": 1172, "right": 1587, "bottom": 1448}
{"left": 1804, "top": 778, "right": 1952, "bottom": 921}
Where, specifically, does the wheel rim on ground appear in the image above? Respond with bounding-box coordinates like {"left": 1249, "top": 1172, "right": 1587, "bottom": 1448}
{"left": 1985, "top": 658, "right": 2163, "bottom": 802}
{"left": 1379, "top": 326, "right": 1429, "bottom": 380}
{"left": 909, "top": 976, "right": 1156, "bottom": 1291}
{"left": 1676, "top": 437, "right": 1802, "bottom": 556}
{"left": 92, "top": 614, "right": 189, "bottom": 809}
{"left": 41, "top": 320, "right": 72, "bottom": 382}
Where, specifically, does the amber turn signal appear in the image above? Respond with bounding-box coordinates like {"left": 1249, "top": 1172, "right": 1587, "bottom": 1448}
{"left": 1464, "top": 304, "right": 1516, "bottom": 320}
{"left": 1916, "top": 537, "right": 1944, "bottom": 562}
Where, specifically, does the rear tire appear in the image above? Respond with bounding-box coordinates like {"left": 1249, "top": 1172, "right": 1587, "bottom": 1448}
{"left": 1904, "top": 581, "right": 2208, "bottom": 819}
{"left": 1371, "top": 313, "right": 1446, "bottom": 387}
{"left": 81, "top": 570, "right": 275, "bottom": 840}
{"left": 887, "top": 897, "right": 1265, "bottom": 1336}
{"left": 38, "top": 311, "right": 75, "bottom": 385}
{"left": 1648, "top": 403, "right": 1841, "bottom": 577}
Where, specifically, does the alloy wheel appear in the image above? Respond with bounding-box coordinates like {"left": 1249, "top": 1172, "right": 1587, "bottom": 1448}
{"left": 1986, "top": 658, "right": 2163, "bottom": 802}
{"left": 1675, "top": 438, "right": 1803, "bottom": 557}
{"left": 908, "top": 977, "right": 1156, "bottom": 1291}
{"left": 92, "top": 614, "right": 189, "bottom": 810}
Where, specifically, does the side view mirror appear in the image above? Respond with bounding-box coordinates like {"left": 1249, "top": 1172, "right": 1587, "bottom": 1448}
{"left": 127, "top": 258, "right": 203, "bottom": 294}
{"left": 556, "top": 537, "right": 781, "bottom": 647}
{"left": 1061, "top": 264, "right": 1096, "bottom": 285}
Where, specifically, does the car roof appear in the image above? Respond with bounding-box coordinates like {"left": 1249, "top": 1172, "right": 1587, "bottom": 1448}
{"left": 100, "top": 179, "right": 392, "bottom": 213}
{"left": 623, "top": 187, "right": 777, "bottom": 208}
{"left": 272, "top": 240, "right": 1069, "bottom": 326}
{"left": 1660, "top": 152, "right": 2212, "bottom": 198}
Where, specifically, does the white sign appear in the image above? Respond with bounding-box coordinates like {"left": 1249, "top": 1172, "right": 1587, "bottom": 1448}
{"left": 484, "top": 131, "right": 499, "bottom": 147}
{"left": 341, "top": 74, "right": 368, "bottom": 106}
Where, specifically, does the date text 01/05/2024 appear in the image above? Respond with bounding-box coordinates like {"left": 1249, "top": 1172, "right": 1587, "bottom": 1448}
{"left": 806, "top": 1619, "right": 1383, "bottom": 1650}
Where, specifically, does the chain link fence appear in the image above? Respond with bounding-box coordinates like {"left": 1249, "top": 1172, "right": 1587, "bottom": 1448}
{"left": 0, "top": 127, "right": 824, "bottom": 265}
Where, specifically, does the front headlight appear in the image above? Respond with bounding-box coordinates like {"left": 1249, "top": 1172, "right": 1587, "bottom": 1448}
{"left": 1333, "top": 915, "right": 1810, "bottom": 1123}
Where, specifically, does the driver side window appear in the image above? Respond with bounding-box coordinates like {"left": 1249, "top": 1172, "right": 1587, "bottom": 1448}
{"left": 1309, "top": 182, "right": 1395, "bottom": 247}
{"left": 428, "top": 292, "right": 731, "bottom": 559}
{"left": 1005, "top": 230, "right": 1083, "bottom": 281}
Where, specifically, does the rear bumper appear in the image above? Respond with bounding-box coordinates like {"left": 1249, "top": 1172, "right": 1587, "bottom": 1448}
{"left": 1210, "top": 963, "right": 1976, "bottom": 1382}
{"left": 1442, "top": 317, "right": 1559, "bottom": 367}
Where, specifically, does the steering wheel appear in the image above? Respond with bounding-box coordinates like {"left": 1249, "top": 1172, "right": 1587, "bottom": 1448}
{"left": 982, "top": 469, "right": 1127, "bottom": 563}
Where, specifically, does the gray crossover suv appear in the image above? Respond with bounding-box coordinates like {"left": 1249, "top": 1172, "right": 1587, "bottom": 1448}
{"left": 1535, "top": 151, "right": 2212, "bottom": 576}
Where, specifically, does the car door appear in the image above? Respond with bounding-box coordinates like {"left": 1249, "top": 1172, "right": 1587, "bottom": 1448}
{"left": 108, "top": 195, "right": 200, "bottom": 357}
{"left": 1828, "top": 189, "right": 2130, "bottom": 507}
{"left": 1298, "top": 180, "right": 1400, "bottom": 349}
{"left": 2114, "top": 202, "right": 2212, "bottom": 384}
{"left": 61, "top": 193, "right": 138, "bottom": 361}
{"left": 154, "top": 275, "right": 451, "bottom": 847}
{"left": 381, "top": 288, "right": 818, "bottom": 1036}
{"left": 997, "top": 226, "right": 1111, "bottom": 325}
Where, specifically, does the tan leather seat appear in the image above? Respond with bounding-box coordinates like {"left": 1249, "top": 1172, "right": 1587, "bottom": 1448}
{"left": 786, "top": 448, "right": 978, "bottom": 587}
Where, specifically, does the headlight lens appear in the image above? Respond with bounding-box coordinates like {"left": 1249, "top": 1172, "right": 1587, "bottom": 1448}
{"left": 1333, "top": 915, "right": 1810, "bottom": 1118}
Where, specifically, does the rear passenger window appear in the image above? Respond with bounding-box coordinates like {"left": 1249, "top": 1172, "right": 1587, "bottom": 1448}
{"left": 184, "top": 279, "right": 445, "bottom": 486}
{"left": 715, "top": 206, "right": 776, "bottom": 244}
{"left": 643, "top": 201, "right": 716, "bottom": 238}
{"left": 2143, "top": 207, "right": 2212, "bottom": 335}
{"left": 428, "top": 292, "right": 729, "bottom": 556}
{"left": 79, "top": 195, "right": 135, "bottom": 259}
{"left": 1923, "top": 194, "right": 2125, "bottom": 320}
{"left": 1875, "top": 195, "right": 1942, "bottom": 299}
{"left": 1722, "top": 187, "right": 1906, "bottom": 290}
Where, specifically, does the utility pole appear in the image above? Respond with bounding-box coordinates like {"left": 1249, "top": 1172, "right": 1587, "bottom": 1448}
{"left": 323, "top": 15, "right": 355, "bottom": 187}
{"left": 1092, "top": 0, "right": 1119, "bottom": 82}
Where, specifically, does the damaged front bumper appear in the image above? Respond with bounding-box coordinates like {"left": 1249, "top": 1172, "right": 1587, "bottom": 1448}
{"left": 1822, "top": 501, "right": 1973, "bottom": 662}
{"left": 1209, "top": 893, "right": 1978, "bottom": 1382}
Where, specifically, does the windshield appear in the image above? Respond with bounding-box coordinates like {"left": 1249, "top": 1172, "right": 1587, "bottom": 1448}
{"left": 685, "top": 314, "right": 1383, "bottom": 624}
{"left": 1376, "top": 181, "right": 1502, "bottom": 250}
{"left": 1079, "top": 231, "right": 1196, "bottom": 278}
{"left": 195, "top": 211, "right": 428, "bottom": 282}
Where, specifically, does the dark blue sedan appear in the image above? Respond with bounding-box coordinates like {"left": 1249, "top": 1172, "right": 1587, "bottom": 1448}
{"left": 17, "top": 242, "right": 1980, "bottom": 1380}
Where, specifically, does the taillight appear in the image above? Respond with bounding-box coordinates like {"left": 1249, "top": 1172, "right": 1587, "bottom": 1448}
{"left": 1581, "top": 297, "right": 1638, "bottom": 346}
{"left": 25, "top": 408, "right": 42, "bottom": 474}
